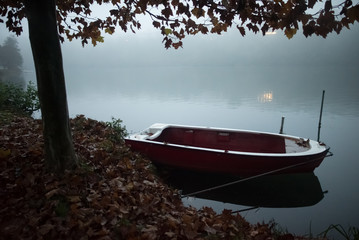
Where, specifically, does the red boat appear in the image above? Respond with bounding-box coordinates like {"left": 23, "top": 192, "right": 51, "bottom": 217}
{"left": 125, "top": 124, "right": 331, "bottom": 176}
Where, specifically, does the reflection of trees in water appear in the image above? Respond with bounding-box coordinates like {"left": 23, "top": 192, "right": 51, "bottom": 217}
{"left": 0, "top": 36, "right": 25, "bottom": 88}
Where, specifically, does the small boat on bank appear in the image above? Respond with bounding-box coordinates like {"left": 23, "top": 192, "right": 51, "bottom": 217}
{"left": 125, "top": 123, "right": 331, "bottom": 176}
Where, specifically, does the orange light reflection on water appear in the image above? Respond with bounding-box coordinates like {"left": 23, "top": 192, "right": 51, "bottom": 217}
{"left": 258, "top": 91, "right": 273, "bottom": 103}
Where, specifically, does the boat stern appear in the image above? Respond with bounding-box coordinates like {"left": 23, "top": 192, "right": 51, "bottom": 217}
{"left": 126, "top": 123, "right": 168, "bottom": 141}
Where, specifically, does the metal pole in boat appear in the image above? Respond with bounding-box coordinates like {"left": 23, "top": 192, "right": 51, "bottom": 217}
{"left": 279, "top": 116, "right": 285, "bottom": 134}
{"left": 317, "top": 90, "right": 325, "bottom": 142}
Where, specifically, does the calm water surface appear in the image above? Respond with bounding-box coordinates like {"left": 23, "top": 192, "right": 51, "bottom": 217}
{"left": 62, "top": 65, "right": 359, "bottom": 238}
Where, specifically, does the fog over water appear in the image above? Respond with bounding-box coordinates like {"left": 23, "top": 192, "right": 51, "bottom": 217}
{"left": 1, "top": 16, "right": 359, "bottom": 239}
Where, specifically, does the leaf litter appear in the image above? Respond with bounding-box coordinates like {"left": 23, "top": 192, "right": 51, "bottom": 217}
{"left": 0, "top": 114, "right": 325, "bottom": 239}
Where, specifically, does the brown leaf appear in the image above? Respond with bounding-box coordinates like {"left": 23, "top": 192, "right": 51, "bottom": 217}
{"left": 67, "top": 195, "right": 81, "bottom": 203}
{"left": 0, "top": 148, "right": 11, "bottom": 159}
{"left": 191, "top": 8, "right": 205, "bottom": 18}
{"left": 25, "top": 172, "right": 36, "bottom": 185}
{"left": 45, "top": 188, "right": 63, "bottom": 199}
{"left": 204, "top": 224, "right": 217, "bottom": 234}
{"left": 161, "top": 8, "right": 173, "bottom": 19}
{"left": 152, "top": 21, "right": 161, "bottom": 29}
{"left": 165, "top": 231, "right": 176, "bottom": 237}
{"left": 38, "top": 224, "right": 54, "bottom": 236}
{"left": 172, "top": 41, "right": 183, "bottom": 49}
{"left": 346, "top": 5, "right": 359, "bottom": 23}
{"left": 324, "top": 0, "right": 332, "bottom": 12}
{"left": 284, "top": 27, "right": 297, "bottom": 39}
{"left": 308, "top": 0, "right": 317, "bottom": 8}
{"left": 237, "top": 26, "right": 246, "bottom": 36}
{"left": 171, "top": 0, "right": 179, "bottom": 6}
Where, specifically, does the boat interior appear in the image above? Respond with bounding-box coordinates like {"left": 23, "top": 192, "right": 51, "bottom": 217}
{"left": 150, "top": 127, "right": 295, "bottom": 154}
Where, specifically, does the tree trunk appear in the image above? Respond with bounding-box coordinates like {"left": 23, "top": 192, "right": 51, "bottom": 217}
{"left": 25, "top": 0, "right": 78, "bottom": 173}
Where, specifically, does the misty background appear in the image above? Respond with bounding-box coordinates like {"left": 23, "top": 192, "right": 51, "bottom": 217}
{"left": 1, "top": 11, "right": 359, "bottom": 239}
{"left": 2, "top": 18, "right": 358, "bottom": 125}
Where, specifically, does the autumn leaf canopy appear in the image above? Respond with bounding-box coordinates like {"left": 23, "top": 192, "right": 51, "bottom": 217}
{"left": 1, "top": 0, "right": 359, "bottom": 48}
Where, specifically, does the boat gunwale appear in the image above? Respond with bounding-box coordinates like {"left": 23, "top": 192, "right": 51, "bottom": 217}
{"left": 126, "top": 124, "right": 329, "bottom": 157}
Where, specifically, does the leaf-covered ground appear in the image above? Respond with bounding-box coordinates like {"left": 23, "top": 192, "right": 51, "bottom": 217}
{"left": 0, "top": 113, "right": 323, "bottom": 239}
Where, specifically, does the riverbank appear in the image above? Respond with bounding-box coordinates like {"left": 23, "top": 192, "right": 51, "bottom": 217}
{"left": 0, "top": 112, "right": 325, "bottom": 239}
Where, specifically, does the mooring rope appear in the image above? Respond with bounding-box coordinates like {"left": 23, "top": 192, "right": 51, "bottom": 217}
{"left": 181, "top": 152, "right": 330, "bottom": 199}
{"left": 231, "top": 206, "right": 260, "bottom": 214}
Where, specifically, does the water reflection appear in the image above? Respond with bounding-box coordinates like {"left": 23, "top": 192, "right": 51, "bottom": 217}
{"left": 258, "top": 91, "right": 273, "bottom": 103}
{"left": 158, "top": 168, "right": 324, "bottom": 208}
{"left": 66, "top": 65, "right": 359, "bottom": 118}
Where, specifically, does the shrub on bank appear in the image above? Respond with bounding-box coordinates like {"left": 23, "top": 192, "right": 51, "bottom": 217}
{"left": 0, "top": 81, "right": 40, "bottom": 116}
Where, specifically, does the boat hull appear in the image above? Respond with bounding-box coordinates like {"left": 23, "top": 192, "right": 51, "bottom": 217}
{"left": 125, "top": 138, "right": 329, "bottom": 176}
{"left": 125, "top": 124, "right": 330, "bottom": 176}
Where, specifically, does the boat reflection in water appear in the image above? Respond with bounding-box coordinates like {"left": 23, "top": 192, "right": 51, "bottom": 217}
{"left": 158, "top": 167, "right": 325, "bottom": 208}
